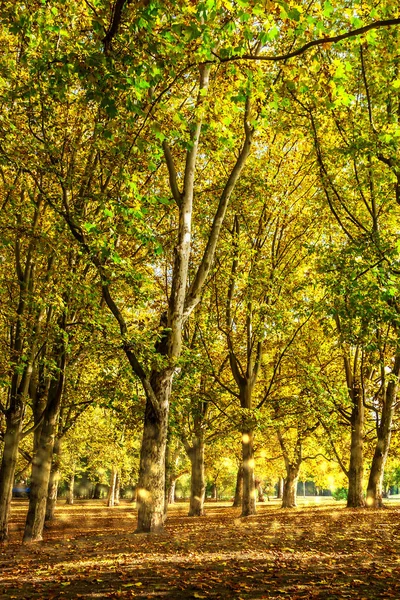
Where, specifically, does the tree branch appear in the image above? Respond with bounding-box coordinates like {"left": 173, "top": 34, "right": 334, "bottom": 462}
{"left": 162, "top": 141, "right": 182, "bottom": 207}
{"left": 217, "top": 19, "right": 400, "bottom": 63}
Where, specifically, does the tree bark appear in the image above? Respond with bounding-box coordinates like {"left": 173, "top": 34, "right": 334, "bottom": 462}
{"left": 45, "top": 437, "right": 61, "bottom": 522}
{"left": 255, "top": 478, "right": 264, "bottom": 502}
{"left": 107, "top": 467, "right": 118, "bottom": 507}
{"left": 0, "top": 409, "right": 23, "bottom": 542}
{"left": 187, "top": 436, "right": 205, "bottom": 517}
{"left": 168, "top": 479, "right": 176, "bottom": 504}
{"left": 232, "top": 465, "right": 243, "bottom": 507}
{"left": 23, "top": 330, "right": 66, "bottom": 543}
{"left": 241, "top": 427, "right": 256, "bottom": 516}
{"left": 277, "top": 477, "right": 284, "bottom": 499}
{"left": 366, "top": 356, "right": 400, "bottom": 508}
{"left": 115, "top": 473, "right": 120, "bottom": 506}
{"left": 66, "top": 472, "right": 75, "bottom": 505}
{"left": 282, "top": 466, "right": 299, "bottom": 508}
{"left": 347, "top": 395, "right": 365, "bottom": 508}
{"left": 136, "top": 374, "right": 170, "bottom": 533}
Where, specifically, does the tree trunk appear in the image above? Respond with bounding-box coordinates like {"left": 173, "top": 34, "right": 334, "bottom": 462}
{"left": 211, "top": 483, "right": 217, "bottom": 500}
{"left": 135, "top": 373, "right": 171, "bottom": 533}
{"left": 45, "top": 437, "right": 61, "bottom": 522}
{"left": 347, "top": 397, "right": 365, "bottom": 508}
{"left": 107, "top": 467, "right": 118, "bottom": 507}
{"left": 66, "top": 472, "right": 74, "bottom": 505}
{"left": 232, "top": 465, "right": 243, "bottom": 507}
{"left": 168, "top": 479, "right": 176, "bottom": 504}
{"left": 115, "top": 473, "right": 120, "bottom": 506}
{"left": 187, "top": 436, "right": 205, "bottom": 517}
{"left": 255, "top": 478, "right": 264, "bottom": 502}
{"left": 0, "top": 409, "right": 23, "bottom": 542}
{"left": 277, "top": 477, "right": 284, "bottom": 499}
{"left": 366, "top": 356, "right": 400, "bottom": 508}
{"left": 282, "top": 466, "right": 299, "bottom": 508}
{"left": 23, "top": 339, "right": 66, "bottom": 543}
{"left": 241, "top": 428, "right": 256, "bottom": 516}
{"left": 93, "top": 482, "right": 102, "bottom": 499}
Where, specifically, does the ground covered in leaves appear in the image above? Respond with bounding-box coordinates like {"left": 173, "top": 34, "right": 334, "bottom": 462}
{"left": 2, "top": 498, "right": 400, "bottom": 599}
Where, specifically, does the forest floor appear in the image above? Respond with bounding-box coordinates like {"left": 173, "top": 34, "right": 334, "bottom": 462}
{"left": 2, "top": 498, "right": 400, "bottom": 599}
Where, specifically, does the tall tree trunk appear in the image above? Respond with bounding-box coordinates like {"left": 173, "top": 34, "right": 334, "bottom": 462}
{"left": 187, "top": 435, "right": 205, "bottom": 517}
{"left": 232, "top": 465, "right": 243, "bottom": 507}
{"left": 66, "top": 472, "right": 75, "bottom": 505}
{"left": 211, "top": 483, "right": 217, "bottom": 501}
{"left": 366, "top": 356, "right": 400, "bottom": 508}
{"left": 107, "top": 467, "right": 118, "bottom": 507}
{"left": 45, "top": 437, "right": 61, "bottom": 522}
{"left": 23, "top": 332, "right": 66, "bottom": 543}
{"left": 168, "top": 479, "right": 176, "bottom": 504}
{"left": 282, "top": 466, "right": 299, "bottom": 508}
{"left": 255, "top": 478, "right": 264, "bottom": 502}
{"left": 277, "top": 477, "right": 284, "bottom": 499}
{"left": 0, "top": 409, "right": 23, "bottom": 542}
{"left": 136, "top": 374, "right": 170, "bottom": 533}
{"left": 347, "top": 397, "right": 365, "bottom": 508}
{"left": 241, "top": 428, "right": 256, "bottom": 516}
{"left": 115, "top": 473, "right": 120, "bottom": 506}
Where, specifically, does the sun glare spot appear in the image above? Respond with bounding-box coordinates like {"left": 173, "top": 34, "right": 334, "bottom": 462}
{"left": 137, "top": 488, "right": 152, "bottom": 501}
{"left": 242, "top": 434, "right": 250, "bottom": 444}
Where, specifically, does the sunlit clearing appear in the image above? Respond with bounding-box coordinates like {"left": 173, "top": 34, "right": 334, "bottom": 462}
{"left": 137, "top": 488, "right": 152, "bottom": 501}
{"left": 366, "top": 496, "right": 374, "bottom": 507}
{"left": 251, "top": 489, "right": 256, "bottom": 499}
{"left": 327, "top": 475, "right": 335, "bottom": 489}
{"left": 242, "top": 433, "right": 250, "bottom": 444}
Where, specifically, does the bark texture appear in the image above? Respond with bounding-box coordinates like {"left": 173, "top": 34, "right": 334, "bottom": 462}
{"left": 187, "top": 436, "right": 205, "bottom": 517}
{"left": 107, "top": 467, "right": 118, "bottom": 507}
{"left": 66, "top": 473, "right": 75, "bottom": 505}
{"left": 366, "top": 356, "right": 400, "bottom": 508}
{"left": 136, "top": 378, "right": 170, "bottom": 533}
{"left": 23, "top": 327, "right": 66, "bottom": 543}
{"left": 282, "top": 467, "right": 299, "bottom": 508}
{"left": 45, "top": 437, "right": 61, "bottom": 522}
{"left": 232, "top": 465, "right": 243, "bottom": 507}
{"left": 347, "top": 391, "right": 365, "bottom": 508}
{"left": 0, "top": 409, "right": 23, "bottom": 541}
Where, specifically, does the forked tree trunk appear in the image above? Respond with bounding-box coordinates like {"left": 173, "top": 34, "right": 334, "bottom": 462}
{"left": 0, "top": 409, "right": 23, "bottom": 542}
{"left": 107, "top": 467, "right": 118, "bottom": 507}
{"left": 45, "top": 437, "right": 61, "bottom": 522}
{"left": 366, "top": 356, "right": 400, "bottom": 508}
{"left": 66, "top": 472, "right": 75, "bottom": 505}
{"left": 136, "top": 374, "right": 170, "bottom": 533}
{"left": 187, "top": 436, "right": 205, "bottom": 517}
{"left": 347, "top": 397, "right": 365, "bottom": 508}
{"left": 241, "top": 428, "right": 256, "bottom": 516}
{"left": 282, "top": 466, "right": 299, "bottom": 508}
{"left": 232, "top": 465, "right": 243, "bottom": 507}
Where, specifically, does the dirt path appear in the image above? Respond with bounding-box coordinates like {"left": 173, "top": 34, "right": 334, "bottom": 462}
{"left": 1, "top": 500, "right": 400, "bottom": 599}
